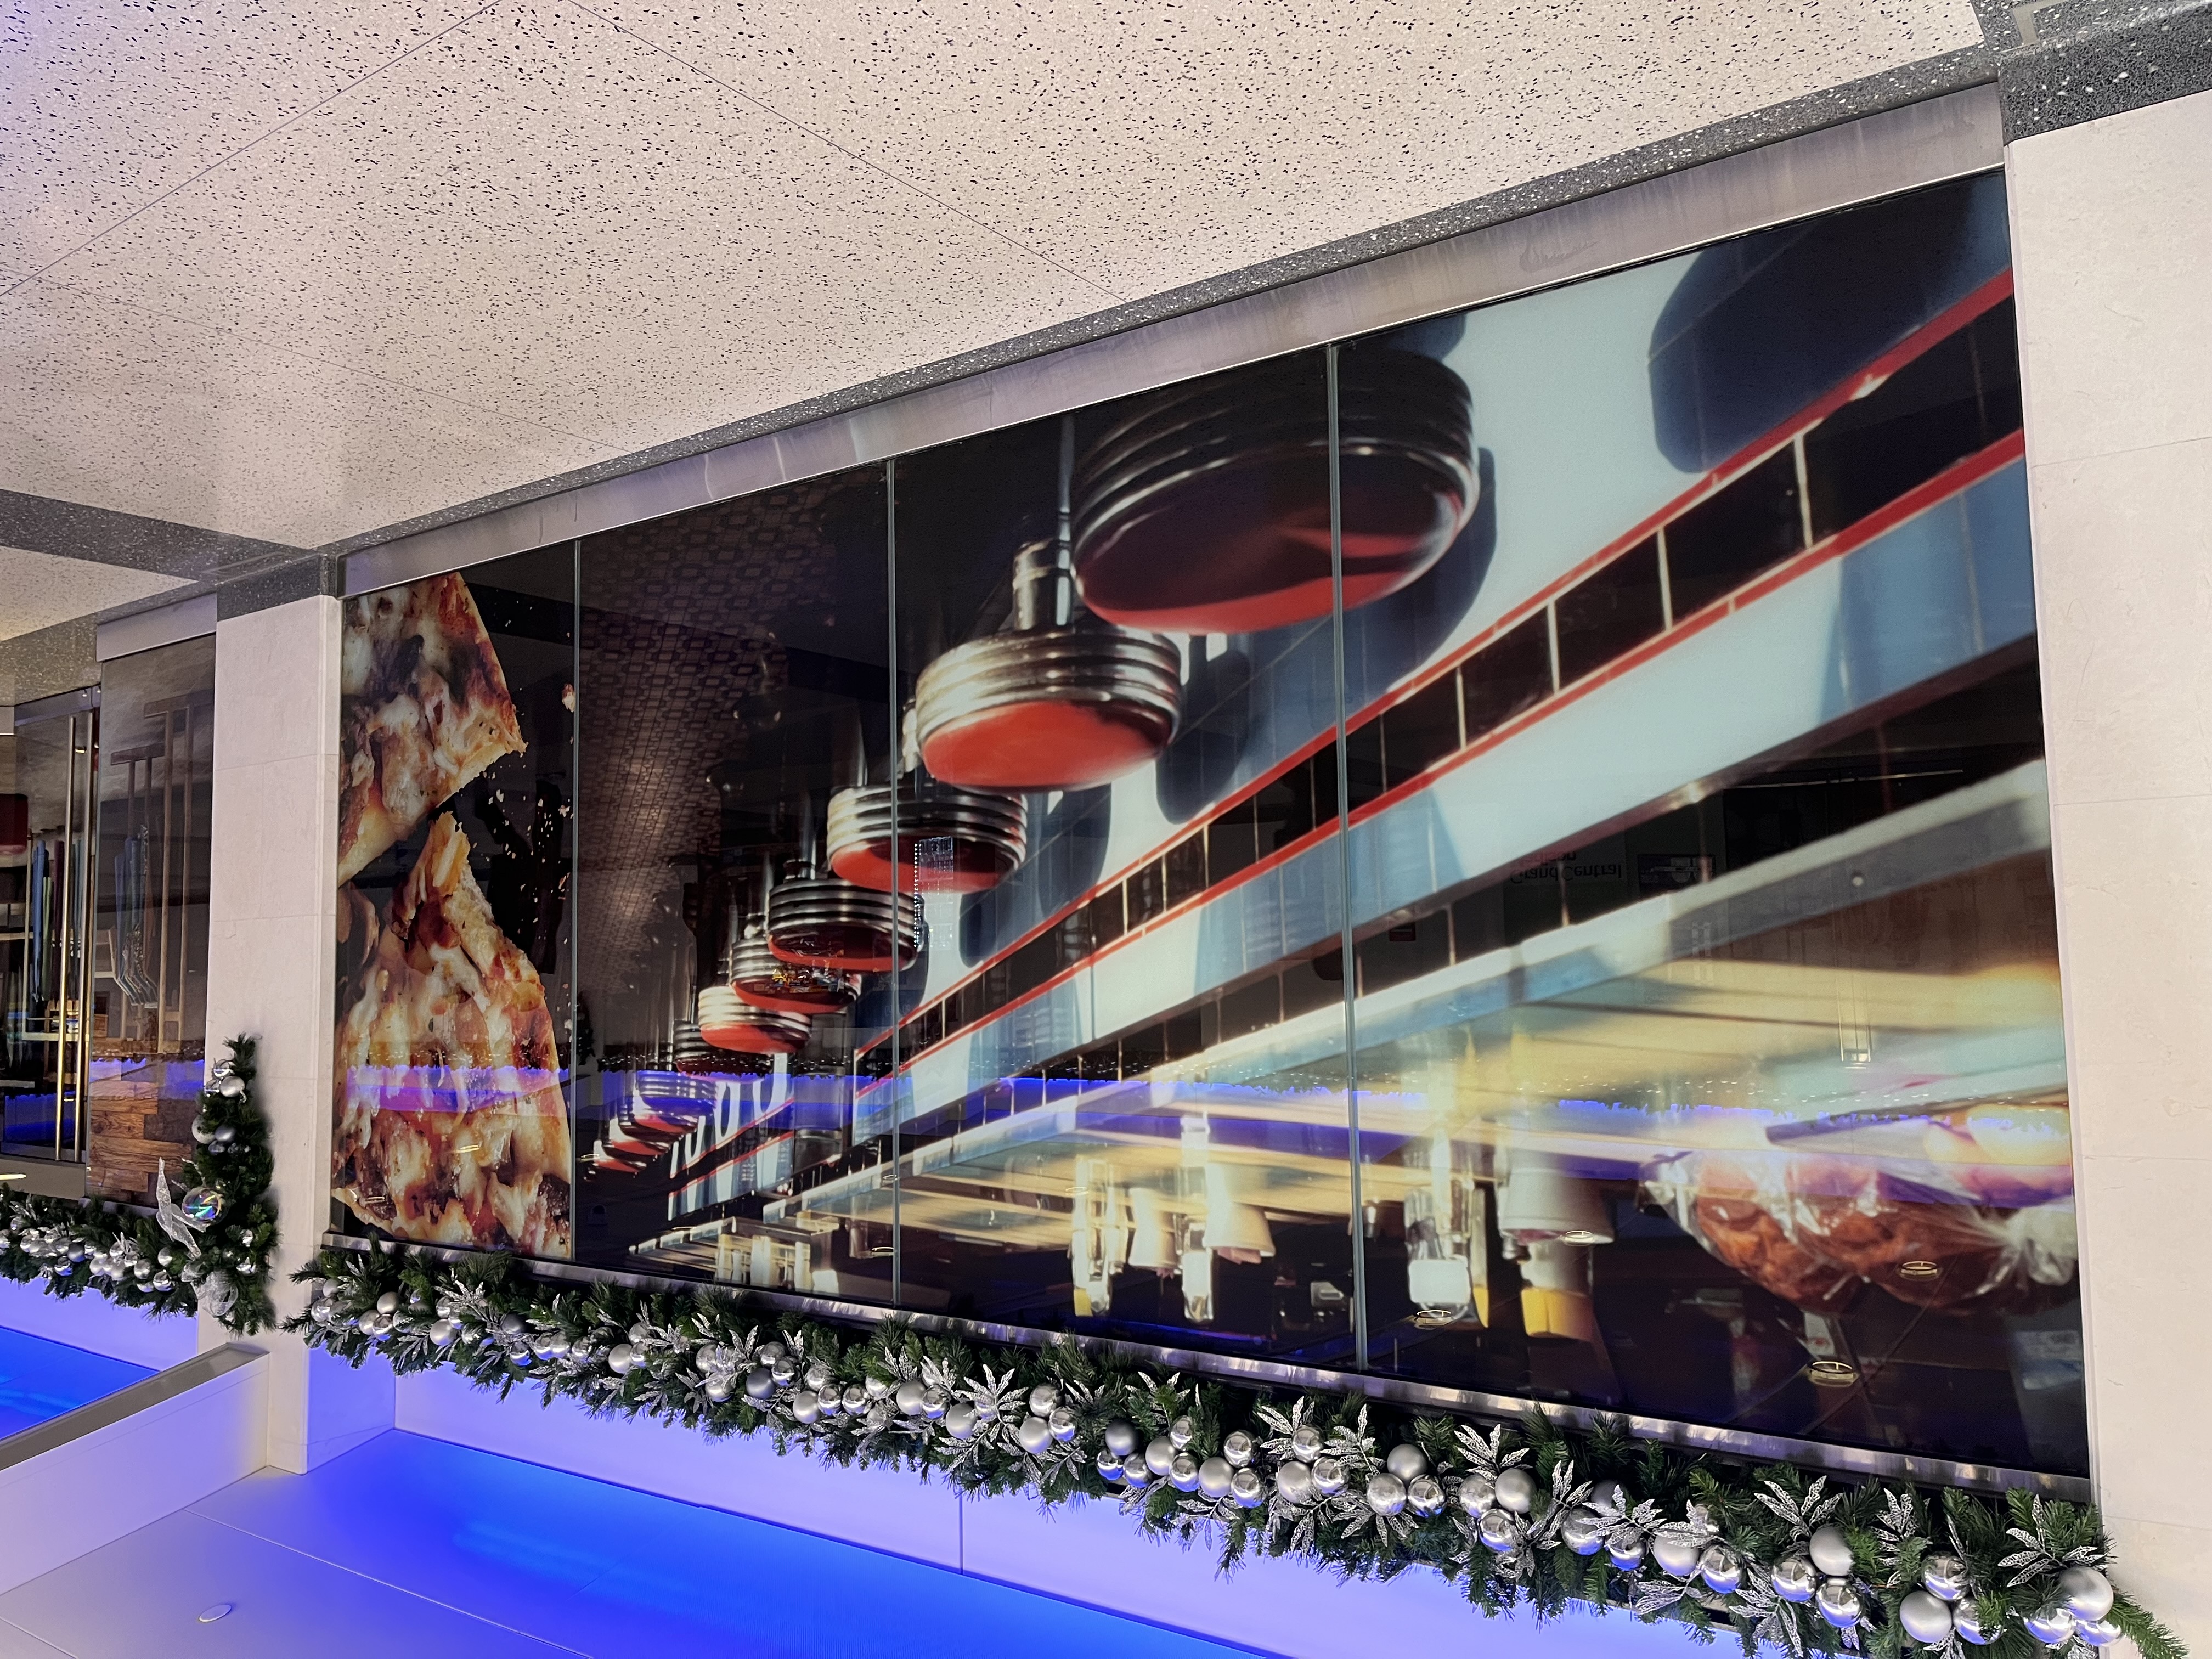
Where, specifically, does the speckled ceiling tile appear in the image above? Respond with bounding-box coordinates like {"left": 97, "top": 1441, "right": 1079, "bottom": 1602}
{"left": 35, "top": 0, "right": 1116, "bottom": 466}
{"left": 0, "top": 0, "right": 486, "bottom": 282}
{"left": 0, "top": 281, "right": 613, "bottom": 546}
{"left": 583, "top": 0, "right": 1990, "bottom": 298}
{"left": 0, "top": 544, "right": 189, "bottom": 641}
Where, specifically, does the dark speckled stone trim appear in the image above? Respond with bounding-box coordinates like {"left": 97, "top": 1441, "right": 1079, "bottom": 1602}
{"left": 321, "top": 46, "right": 1998, "bottom": 563}
{"left": 0, "top": 489, "right": 305, "bottom": 581}
{"left": 1976, "top": 0, "right": 2212, "bottom": 137}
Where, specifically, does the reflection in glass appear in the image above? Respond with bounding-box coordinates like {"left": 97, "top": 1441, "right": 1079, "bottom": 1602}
{"left": 572, "top": 471, "right": 900, "bottom": 1299}
{"left": 1335, "top": 175, "right": 2078, "bottom": 1472}
{"left": 1, "top": 702, "right": 99, "bottom": 1160}
{"left": 86, "top": 637, "right": 215, "bottom": 1199}
{"left": 319, "top": 170, "right": 2084, "bottom": 1477}
{"left": 330, "top": 550, "right": 578, "bottom": 1256}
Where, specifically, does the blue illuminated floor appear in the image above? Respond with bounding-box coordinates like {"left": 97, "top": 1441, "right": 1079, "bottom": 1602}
{"left": 0, "top": 1430, "right": 1255, "bottom": 1657}
{"left": 0, "top": 1327, "right": 151, "bottom": 1442}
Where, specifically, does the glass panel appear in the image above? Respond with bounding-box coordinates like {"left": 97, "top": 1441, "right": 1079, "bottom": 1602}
{"left": 1, "top": 703, "right": 98, "bottom": 1160}
{"left": 86, "top": 636, "right": 215, "bottom": 1200}
{"left": 864, "top": 351, "right": 1376, "bottom": 1362}
{"left": 572, "top": 472, "right": 896, "bottom": 1294}
{"left": 330, "top": 547, "right": 579, "bottom": 1256}
{"left": 1340, "top": 175, "right": 2083, "bottom": 1473}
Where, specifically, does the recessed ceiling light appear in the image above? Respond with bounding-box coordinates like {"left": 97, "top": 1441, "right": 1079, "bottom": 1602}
{"left": 198, "top": 1603, "right": 234, "bottom": 1623}
{"left": 1559, "top": 1229, "right": 1611, "bottom": 1246}
{"left": 1898, "top": 1260, "right": 1941, "bottom": 1279}
{"left": 1806, "top": 1359, "right": 1858, "bottom": 1388}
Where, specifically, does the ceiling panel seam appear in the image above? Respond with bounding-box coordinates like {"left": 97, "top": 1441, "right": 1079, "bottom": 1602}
{"left": 552, "top": 0, "right": 1126, "bottom": 304}
{"left": 0, "top": 0, "right": 503, "bottom": 302}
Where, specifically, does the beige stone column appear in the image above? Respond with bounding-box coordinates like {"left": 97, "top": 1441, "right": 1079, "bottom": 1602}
{"left": 201, "top": 593, "right": 392, "bottom": 1471}
{"left": 2010, "top": 86, "right": 2212, "bottom": 1651}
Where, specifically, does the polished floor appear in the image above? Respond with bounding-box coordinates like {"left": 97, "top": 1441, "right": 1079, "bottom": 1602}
{"left": 0, "top": 1327, "right": 149, "bottom": 1442}
{"left": 0, "top": 1430, "right": 1252, "bottom": 1657}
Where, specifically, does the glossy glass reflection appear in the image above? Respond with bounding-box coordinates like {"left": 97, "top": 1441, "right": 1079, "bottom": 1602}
{"left": 86, "top": 636, "right": 215, "bottom": 1200}
{"left": 330, "top": 546, "right": 579, "bottom": 1257}
{"left": 572, "top": 472, "right": 898, "bottom": 1295}
{"left": 1336, "top": 176, "right": 2079, "bottom": 1472}
{"left": 848, "top": 357, "right": 1379, "bottom": 1358}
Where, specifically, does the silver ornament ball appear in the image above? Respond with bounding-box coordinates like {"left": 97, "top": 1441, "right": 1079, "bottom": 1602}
{"left": 1144, "top": 1436, "right": 1176, "bottom": 1477}
{"left": 1900, "top": 1590, "right": 1957, "bottom": 1645}
{"left": 1169, "top": 1415, "right": 1195, "bottom": 1449}
{"left": 1048, "top": 1406, "right": 1078, "bottom": 1442}
{"left": 1699, "top": 1545, "right": 1742, "bottom": 1595}
{"left": 1290, "top": 1424, "right": 1323, "bottom": 1462}
{"left": 1407, "top": 1476, "right": 1444, "bottom": 1518}
{"left": 743, "top": 1367, "right": 775, "bottom": 1402}
{"left": 1311, "top": 1455, "right": 1347, "bottom": 1498}
{"left": 1365, "top": 1474, "right": 1407, "bottom": 1517}
{"left": 1586, "top": 1478, "right": 1624, "bottom": 1513}
{"left": 1104, "top": 1420, "right": 1139, "bottom": 1458}
{"left": 944, "top": 1401, "right": 978, "bottom": 1441}
{"left": 1274, "top": 1460, "right": 1314, "bottom": 1504}
{"left": 842, "top": 1384, "right": 868, "bottom": 1413}
{"left": 1493, "top": 1466, "right": 1537, "bottom": 1514}
{"left": 2025, "top": 1604, "right": 2079, "bottom": 1648}
{"left": 1652, "top": 1531, "right": 1703, "bottom": 1579}
{"left": 1770, "top": 1556, "right": 1817, "bottom": 1604}
{"left": 1457, "top": 1472, "right": 1496, "bottom": 1515}
{"left": 1953, "top": 1602, "right": 1998, "bottom": 1645}
{"left": 1816, "top": 1578, "right": 1864, "bottom": 1631}
{"left": 1922, "top": 1551, "right": 1969, "bottom": 1602}
{"left": 1169, "top": 1453, "right": 1201, "bottom": 1493}
{"left": 1017, "top": 1415, "right": 1053, "bottom": 1455}
{"left": 1027, "top": 1383, "right": 1059, "bottom": 1416}
{"left": 1230, "top": 1469, "right": 1266, "bottom": 1509}
{"left": 705, "top": 1378, "right": 733, "bottom": 1404}
{"left": 2059, "top": 1567, "right": 2114, "bottom": 1622}
{"left": 1097, "top": 1449, "right": 1126, "bottom": 1482}
{"left": 2078, "top": 1618, "right": 2123, "bottom": 1647}
{"left": 1122, "top": 1453, "right": 1152, "bottom": 1487}
{"left": 792, "top": 1391, "right": 822, "bottom": 1424}
{"left": 1607, "top": 1534, "right": 1646, "bottom": 1572}
{"left": 1808, "top": 1523, "right": 1854, "bottom": 1578}
{"left": 1384, "top": 1443, "right": 1427, "bottom": 1482}
{"left": 894, "top": 1379, "right": 928, "bottom": 1417}
{"left": 1223, "top": 1431, "right": 1254, "bottom": 1468}
{"left": 1198, "top": 1457, "right": 1234, "bottom": 1500}
{"left": 1560, "top": 1506, "right": 1606, "bottom": 1556}
{"left": 1479, "top": 1508, "right": 1521, "bottom": 1553}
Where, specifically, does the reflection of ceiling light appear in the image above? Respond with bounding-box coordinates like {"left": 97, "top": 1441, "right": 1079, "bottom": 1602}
{"left": 1807, "top": 1359, "right": 1858, "bottom": 1388}
{"left": 1898, "top": 1259, "right": 1941, "bottom": 1279}
{"left": 1558, "top": 1229, "right": 1611, "bottom": 1246}
{"left": 0, "top": 1171, "right": 26, "bottom": 1182}
{"left": 453, "top": 1143, "right": 481, "bottom": 1156}
{"left": 766, "top": 877, "right": 923, "bottom": 973}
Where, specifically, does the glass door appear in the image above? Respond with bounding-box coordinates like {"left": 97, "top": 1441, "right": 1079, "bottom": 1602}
{"left": 1, "top": 703, "right": 100, "bottom": 1161}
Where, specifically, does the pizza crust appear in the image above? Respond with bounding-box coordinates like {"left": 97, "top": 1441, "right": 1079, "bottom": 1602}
{"left": 337, "top": 573, "right": 526, "bottom": 886}
{"left": 333, "top": 813, "right": 573, "bottom": 1256}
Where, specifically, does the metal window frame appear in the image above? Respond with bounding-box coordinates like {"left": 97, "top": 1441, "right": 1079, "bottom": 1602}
{"left": 345, "top": 84, "right": 2001, "bottom": 596}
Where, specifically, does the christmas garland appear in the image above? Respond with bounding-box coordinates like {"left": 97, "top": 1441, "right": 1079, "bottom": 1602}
{"left": 0, "top": 1038, "right": 277, "bottom": 1334}
{"left": 290, "top": 1246, "right": 2180, "bottom": 1659}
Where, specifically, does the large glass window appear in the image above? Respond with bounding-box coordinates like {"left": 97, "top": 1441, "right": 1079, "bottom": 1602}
{"left": 329, "top": 172, "right": 2079, "bottom": 1474}
{"left": 85, "top": 637, "right": 216, "bottom": 1199}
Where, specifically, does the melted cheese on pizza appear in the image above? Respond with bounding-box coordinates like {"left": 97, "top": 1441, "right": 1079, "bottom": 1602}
{"left": 334, "top": 814, "right": 573, "bottom": 1256}
{"left": 338, "top": 573, "right": 526, "bottom": 886}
